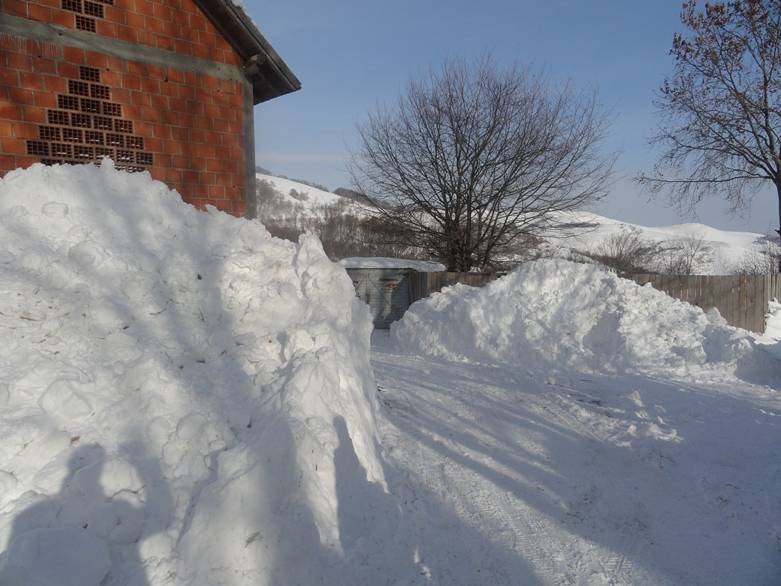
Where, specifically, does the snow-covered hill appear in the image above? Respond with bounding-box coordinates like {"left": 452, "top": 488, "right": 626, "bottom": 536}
{"left": 549, "top": 210, "right": 776, "bottom": 275}
{"left": 257, "top": 173, "right": 346, "bottom": 208}
{"left": 256, "top": 173, "right": 368, "bottom": 222}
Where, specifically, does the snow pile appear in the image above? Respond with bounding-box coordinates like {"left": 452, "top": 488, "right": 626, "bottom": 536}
{"left": 392, "top": 259, "right": 771, "bottom": 379}
{"left": 0, "top": 162, "right": 383, "bottom": 585}
{"left": 340, "top": 257, "right": 445, "bottom": 272}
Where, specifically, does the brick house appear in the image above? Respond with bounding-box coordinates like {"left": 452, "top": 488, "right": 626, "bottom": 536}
{"left": 0, "top": 0, "right": 300, "bottom": 217}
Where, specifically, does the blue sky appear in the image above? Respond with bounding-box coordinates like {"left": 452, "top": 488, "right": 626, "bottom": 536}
{"left": 247, "top": 0, "right": 778, "bottom": 234}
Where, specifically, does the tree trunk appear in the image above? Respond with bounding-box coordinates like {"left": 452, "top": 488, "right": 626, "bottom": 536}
{"left": 777, "top": 179, "right": 781, "bottom": 273}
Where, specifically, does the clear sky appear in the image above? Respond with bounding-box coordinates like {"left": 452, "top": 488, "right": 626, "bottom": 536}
{"left": 247, "top": 0, "right": 779, "bottom": 235}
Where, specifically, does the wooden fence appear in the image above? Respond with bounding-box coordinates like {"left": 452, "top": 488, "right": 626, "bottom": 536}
{"left": 409, "top": 270, "right": 781, "bottom": 334}
{"left": 623, "top": 273, "right": 781, "bottom": 333}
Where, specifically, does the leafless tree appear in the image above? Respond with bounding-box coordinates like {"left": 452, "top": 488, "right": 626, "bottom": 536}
{"left": 732, "top": 238, "right": 781, "bottom": 273}
{"left": 657, "top": 235, "right": 711, "bottom": 274}
{"left": 350, "top": 59, "right": 614, "bottom": 271}
{"left": 639, "top": 0, "right": 781, "bottom": 269}
{"left": 583, "top": 229, "right": 662, "bottom": 273}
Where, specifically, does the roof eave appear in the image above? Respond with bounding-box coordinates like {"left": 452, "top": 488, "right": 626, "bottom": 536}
{"left": 193, "top": 0, "right": 301, "bottom": 104}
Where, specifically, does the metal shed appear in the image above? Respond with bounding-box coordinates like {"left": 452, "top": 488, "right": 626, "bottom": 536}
{"left": 346, "top": 268, "right": 415, "bottom": 329}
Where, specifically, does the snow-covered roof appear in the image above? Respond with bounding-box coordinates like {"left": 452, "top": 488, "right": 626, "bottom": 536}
{"left": 340, "top": 257, "right": 446, "bottom": 272}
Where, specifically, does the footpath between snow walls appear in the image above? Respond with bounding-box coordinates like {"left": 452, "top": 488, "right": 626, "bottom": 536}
{"left": 0, "top": 162, "right": 384, "bottom": 586}
{"left": 392, "top": 259, "right": 776, "bottom": 383}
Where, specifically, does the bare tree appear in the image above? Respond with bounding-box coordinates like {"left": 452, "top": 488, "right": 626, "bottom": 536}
{"left": 350, "top": 59, "right": 614, "bottom": 271}
{"left": 732, "top": 238, "right": 781, "bottom": 273}
{"left": 639, "top": 0, "right": 781, "bottom": 269}
{"left": 583, "top": 229, "right": 662, "bottom": 273}
{"left": 657, "top": 235, "right": 711, "bottom": 274}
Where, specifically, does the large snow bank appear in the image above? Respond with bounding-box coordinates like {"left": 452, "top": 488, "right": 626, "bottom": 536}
{"left": 392, "top": 259, "right": 774, "bottom": 380}
{"left": 0, "top": 162, "right": 383, "bottom": 585}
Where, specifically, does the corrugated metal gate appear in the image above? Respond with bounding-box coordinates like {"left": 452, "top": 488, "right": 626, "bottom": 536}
{"left": 346, "top": 268, "right": 412, "bottom": 329}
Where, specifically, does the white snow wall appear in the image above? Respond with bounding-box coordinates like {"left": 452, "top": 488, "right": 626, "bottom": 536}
{"left": 0, "top": 162, "right": 384, "bottom": 586}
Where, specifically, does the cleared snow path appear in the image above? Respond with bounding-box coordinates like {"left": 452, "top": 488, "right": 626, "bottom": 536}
{"left": 372, "top": 333, "right": 781, "bottom": 586}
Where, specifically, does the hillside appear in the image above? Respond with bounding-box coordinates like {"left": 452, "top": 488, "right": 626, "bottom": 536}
{"left": 550, "top": 211, "right": 776, "bottom": 275}
{"left": 255, "top": 173, "right": 368, "bottom": 222}
{"left": 254, "top": 174, "right": 778, "bottom": 274}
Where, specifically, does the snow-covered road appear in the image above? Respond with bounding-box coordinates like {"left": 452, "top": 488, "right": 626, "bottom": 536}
{"left": 372, "top": 333, "right": 781, "bottom": 586}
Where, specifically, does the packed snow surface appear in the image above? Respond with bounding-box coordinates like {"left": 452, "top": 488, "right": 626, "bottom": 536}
{"left": 392, "top": 259, "right": 776, "bottom": 381}
{"left": 340, "top": 257, "right": 446, "bottom": 272}
{"left": 372, "top": 332, "right": 781, "bottom": 585}
{"left": 0, "top": 162, "right": 384, "bottom": 585}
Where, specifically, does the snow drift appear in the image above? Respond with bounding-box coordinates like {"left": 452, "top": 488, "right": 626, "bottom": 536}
{"left": 392, "top": 259, "right": 773, "bottom": 380}
{"left": 0, "top": 162, "right": 383, "bottom": 585}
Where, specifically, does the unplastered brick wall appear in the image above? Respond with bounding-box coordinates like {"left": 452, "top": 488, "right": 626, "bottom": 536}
{"left": 0, "top": 0, "right": 249, "bottom": 216}
{"left": 1, "top": 0, "right": 241, "bottom": 66}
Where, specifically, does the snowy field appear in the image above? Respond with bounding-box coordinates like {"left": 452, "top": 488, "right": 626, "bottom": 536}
{"left": 0, "top": 163, "right": 779, "bottom": 585}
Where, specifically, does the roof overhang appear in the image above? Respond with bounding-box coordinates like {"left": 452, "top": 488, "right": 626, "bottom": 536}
{"left": 193, "top": 0, "right": 301, "bottom": 104}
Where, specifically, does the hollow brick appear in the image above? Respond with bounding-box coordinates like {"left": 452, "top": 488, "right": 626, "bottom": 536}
{"left": 1, "top": 0, "right": 254, "bottom": 215}
{"left": 27, "top": 4, "right": 51, "bottom": 22}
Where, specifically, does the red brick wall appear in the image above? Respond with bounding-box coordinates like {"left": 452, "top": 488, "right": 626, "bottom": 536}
{"left": 0, "top": 0, "right": 249, "bottom": 216}
{"left": 0, "top": 0, "right": 241, "bottom": 66}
